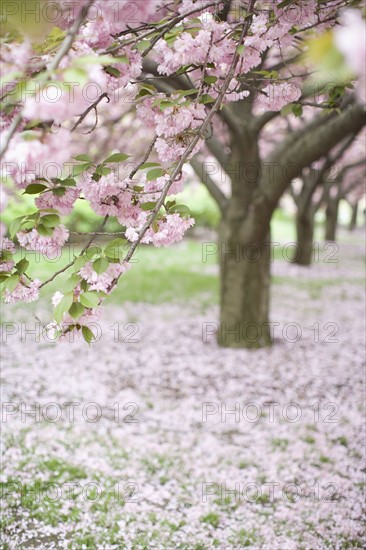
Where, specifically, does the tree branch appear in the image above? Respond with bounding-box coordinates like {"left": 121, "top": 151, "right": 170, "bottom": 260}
{"left": 262, "top": 103, "right": 366, "bottom": 209}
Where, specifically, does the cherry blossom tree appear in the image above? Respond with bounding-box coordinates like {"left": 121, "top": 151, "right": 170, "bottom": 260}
{"left": 324, "top": 147, "right": 366, "bottom": 241}
{"left": 290, "top": 130, "right": 365, "bottom": 263}
{"left": 0, "top": 0, "right": 365, "bottom": 347}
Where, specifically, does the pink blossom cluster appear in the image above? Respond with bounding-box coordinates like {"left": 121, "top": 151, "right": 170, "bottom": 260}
{"left": 0, "top": 238, "right": 16, "bottom": 272}
{"left": 80, "top": 171, "right": 188, "bottom": 237}
{"left": 23, "top": 43, "right": 107, "bottom": 123}
{"left": 137, "top": 98, "right": 206, "bottom": 163}
{"left": 17, "top": 225, "right": 69, "bottom": 259}
{"left": 35, "top": 186, "right": 80, "bottom": 215}
{"left": 80, "top": 173, "right": 142, "bottom": 225}
{"left": 4, "top": 277, "right": 41, "bottom": 303}
{"left": 1, "top": 129, "right": 71, "bottom": 188}
{"left": 79, "top": 261, "right": 130, "bottom": 292}
{"left": 143, "top": 174, "right": 185, "bottom": 200}
{"left": 126, "top": 213, "right": 195, "bottom": 247}
{"left": 154, "top": 19, "right": 236, "bottom": 76}
{"left": 58, "top": 0, "right": 162, "bottom": 46}
{"left": 259, "top": 82, "right": 302, "bottom": 112}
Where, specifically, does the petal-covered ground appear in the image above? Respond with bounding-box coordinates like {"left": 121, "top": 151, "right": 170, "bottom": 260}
{"left": 1, "top": 236, "right": 365, "bottom": 549}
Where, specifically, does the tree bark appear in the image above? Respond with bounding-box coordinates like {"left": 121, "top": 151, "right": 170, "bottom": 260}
{"left": 325, "top": 198, "right": 339, "bottom": 241}
{"left": 218, "top": 219, "right": 271, "bottom": 348}
{"left": 349, "top": 201, "right": 358, "bottom": 231}
{"left": 293, "top": 208, "right": 315, "bottom": 266}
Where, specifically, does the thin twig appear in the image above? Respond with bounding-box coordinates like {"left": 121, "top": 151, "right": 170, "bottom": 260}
{"left": 71, "top": 92, "right": 110, "bottom": 132}
{"left": 40, "top": 215, "right": 109, "bottom": 288}
{"left": 128, "top": 137, "right": 158, "bottom": 179}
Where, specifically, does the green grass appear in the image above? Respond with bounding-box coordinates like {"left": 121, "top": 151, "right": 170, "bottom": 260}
{"left": 229, "top": 528, "right": 258, "bottom": 548}
{"left": 200, "top": 512, "right": 220, "bottom": 528}
{"left": 3, "top": 209, "right": 364, "bottom": 316}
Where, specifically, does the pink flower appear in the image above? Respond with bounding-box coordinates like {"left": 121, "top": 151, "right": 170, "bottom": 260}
{"left": 259, "top": 82, "right": 302, "bottom": 111}
{"left": 155, "top": 138, "right": 186, "bottom": 164}
{"left": 125, "top": 227, "right": 139, "bottom": 242}
{"left": 23, "top": 52, "right": 107, "bottom": 124}
{"left": 2, "top": 128, "right": 72, "bottom": 188}
{"left": 127, "top": 213, "right": 195, "bottom": 248}
{"left": 4, "top": 278, "right": 41, "bottom": 303}
{"left": 0, "top": 238, "right": 16, "bottom": 272}
{"left": 81, "top": 173, "right": 129, "bottom": 217}
{"left": 35, "top": 187, "right": 79, "bottom": 215}
{"left": 52, "top": 291, "right": 64, "bottom": 307}
{"left": 79, "top": 261, "right": 130, "bottom": 292}
{"left": 105, "top": 48, "right": 143, "bottom": 91}
{"left": 17, "top": 225, "right": 69, "bottom": 259}
{"left": 144, "top": 174, "right": 185, "bottom": 198}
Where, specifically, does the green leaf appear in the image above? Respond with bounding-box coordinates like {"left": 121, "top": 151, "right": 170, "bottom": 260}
{"left": 237, "top": 45, "right": 245, "bottom": 55}
{"left": 74, "top": 255, "right": 89, "bottom": 272}
{"left": 84, "top": 246, "right": 102, "bottom": 261}
{"left": 41, "top": 214, "right": 60, "bottom": 228}
{"left": 37, "top": 224, "right": 54, "bottom": 237}
{"left": 54, "top": 293, "right": 73, "bottom": 324}
{"left": 15, "top": 259, "right": 29, "bottom": 274}
{"left": 199, "top": 94, "right": 215, "bottom": 104}
{"left": 105, "top": 65, "right": 121, "bottom": 78}
{"left": 63, "top": 67, "right": 88, "bottom": 85}
{"left": 24, "top": 183, "right": 47, "bottom": 194}
{"left": 277, "top": 0, "right": 296, "bottom": 8}
{"left": 80, "top": 279, "right": 88, "bottom": 292}
{"left": 147, "top": 168, "right": 165, "bottom": 181}
{"left": 93, "top": 257, "right": 109, "bottom": 275}
{"left": 104, "top": 238, "right": 126, "bottom": 261}
{"left": 80, "top": 292, "right": 99, "bottom": 309}
{"left": 69, "top": 302, "right": 85, "bottom": 320}
{"left": 0, "top": 273, "right": 10, "bottom": 284}
{"left": 204, "top": 76, "right": 218, "bottom": 85}
{"left": 115, "top": 56, "right": 129, "bottom": 64}
{"left": 159, "top": 101, "right": 176, "bottom": 111}
{"left": 141, "top": 202, "right": 157, "bottom": 211}
{"left": 72, "top": 163, "right": 93, "bottom": 177}
{"left": 94, "top": 166, "right": 112, "bottom": 177}
{"left": 63, "top": 274, "right": 80, "bottom": 293}
{"left": 62, "top": 178, "right": 77, "bottom": 187}
{"left": 165, "top": 200, "right": 176, "bottom": 210}
{"left": 82, "top": 325, "right": 96, "bottom": 345}
{"left": 0, "top": 250, "right": 13, "bottom": 262}
{"left": 53, "top": 187, "right": 66, "bottom": 197}
{"left": 178, "top": 88, "right": 198, "bottom": 97}
{"left": 3, "top": 274, "right": 20, "bottom": 293}
{"left": 137, "top": 88, "right": 153, "bottom": 99}
{"left": 169, "top": 204, "right": 191, "bottom": 218}
{"left": 292, "top": 104, "right": 303, "bottom": 117}
{"left": 139, "top": 162, "right": 161, "bottom": 170}
{"left": 9, "top": 217, "right": 25, "bottom": 238}
{"left": 104, "top": 153, "right": 130, "bottom": 164}
{"left": 136, "top": 40, "right": 151, "bottom": 51}
{"left": 281, "top": 103, "right": 295, "bottom": 116}
{"left": 73, "top": 154, "right": 91, "bottom": 162}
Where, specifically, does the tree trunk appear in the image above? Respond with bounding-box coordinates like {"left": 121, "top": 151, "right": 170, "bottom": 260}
{"left": 218, "top": 220, "right": 271, "bottom": 349}
{"left": 349, "top": 201, "right": 358, "bottom": 231}
{"left": 325, "top": 198, "right": 339, "bottom": 241}
{"left": 292, "top": 208, "right": 315, "bottom": 266}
